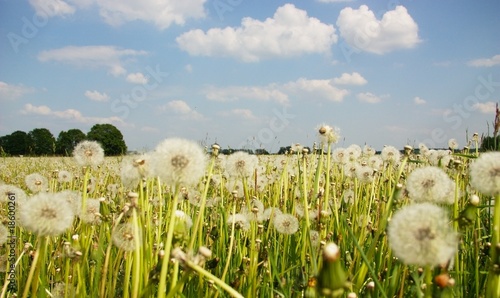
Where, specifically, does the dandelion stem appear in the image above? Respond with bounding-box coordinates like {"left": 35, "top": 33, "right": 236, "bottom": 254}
{"left": 157, "top": 186, "right": 180, "bottom": 298}
{"left": 184, "top": 259, "right": 244, "bottom": 298}
{"left": 486, "top": 193, "right": 500, "bottom": 297}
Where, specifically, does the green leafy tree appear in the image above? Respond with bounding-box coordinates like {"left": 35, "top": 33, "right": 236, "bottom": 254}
{"left": 481, "top": 135, "right": 500, "bottom": 151}
{"left": 1, "top": 130, "right": 30, "bottom": 156}
{"left": 56, "top": 129, "right": 86, "bottom": 156}
{"left": 87, "top": 123, "right": 127, "bottom": 155}
{"left": 28, "top": 128, "right": 55, "bottom": 155}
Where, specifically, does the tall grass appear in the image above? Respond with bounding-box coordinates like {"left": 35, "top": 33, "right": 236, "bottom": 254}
{"left": 0, "top": 143, "right": 495, "bottom": 297}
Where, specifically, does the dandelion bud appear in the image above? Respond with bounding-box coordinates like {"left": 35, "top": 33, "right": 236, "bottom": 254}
{"left": 347, "top": 293, "right": 357, "bottom": 298}
{"left": 211, "top": 143, "right": 220, "bottom": 156}
{"left": 404, "top": 145, "right": 413, "bottom": 155}
{"left": 366, "top": 281, "right": 375, "bottom": 291}
{"left": 198, "top": 246, "right": 212, "bottom": 259}
{"left": 317, "top": 242, "right": 348, "bottom": 296}
{"left": 435, "top": 273, "right": 451, "bottom": 288}
{"left": 470, "top": 194, "right": 480, "bottom": 206}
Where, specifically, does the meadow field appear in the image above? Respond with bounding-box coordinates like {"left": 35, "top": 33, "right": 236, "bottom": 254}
{"left": 0, "top": 128, "right": 499, "bottom": 298}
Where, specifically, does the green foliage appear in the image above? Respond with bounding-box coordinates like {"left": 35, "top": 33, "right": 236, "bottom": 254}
{"left": 28, "top": 128, "right": 56, "bottom": 155}
{"left": 0, "top": 130, "right": 30, "bottom": 155}
{"left": 56, "top": 129, "right": 86, "bottom": 156}
{"left": 87, "top": 123, "right": 127, "bottom": 155}
{"left": 481, "top": 135, "right": 500, "bottom": 151}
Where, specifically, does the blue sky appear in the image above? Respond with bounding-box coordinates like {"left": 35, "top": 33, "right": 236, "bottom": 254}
{"left": 1, "top": 0, "right": 499, "bottom": 152}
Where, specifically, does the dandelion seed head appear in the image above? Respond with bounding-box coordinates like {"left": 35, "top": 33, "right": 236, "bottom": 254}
{"left": 73, "top": 140, "right": 105, "bottom": 167}
{"left": 151, "top": 138, "right": 207, "bottom": 187}
{"left": 57, "top": 170, "right": 73, "bottom": 183}
{"left": 406, "top": 166, "right": 455, "bottom": 204}
{"left": 0, "top": 184, "right": 27, "bottom": 203}
{"left": 112, "top": 223, "right": 139, "bottom": 251}
{"left": 317, "top": 124, "right": 340, "bottom": 145}
{"left": 388, "top": 203, "right": 458, "bottom": 267}
{"left": 226, "top": 213, "right": 250, "bottom": 231}
{"left": 225, "top": 151, "right": 259, "bottom": 179}
{"left": 0, "top": 224, "right": 8, "bottom": 245}
{"left": 79, "top": 198, "right": 101, "bottom": 225}
{"left": 470, "top": 152, "right": 500, "bottom": 196}
{"left": 19, "top": 192, "right": 75, "bottom": 236}
{"left": 381, "top": 146, "right": 401, "bottom": 163}
{"left": 273, "top": 213, "right": 299, "bottom": 235}
{"left": 25, "top": 173, "right": 48, "bottom": 193}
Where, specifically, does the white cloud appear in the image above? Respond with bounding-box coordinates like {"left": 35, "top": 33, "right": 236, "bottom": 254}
{"left": 467, "top": 54, "right": 500, "bottom": 67}
{"left": 204, "top": 85, "right": 289, "bottom": 105}
{"left": 219, "top": 109, "right": 257, "bottom": 120}
{"left": 185, "top": 64, "right": 193, "bottom": 73}
{"left": 84, "top": 90, "right": 109, "bottom": 102}
{"left": 126, "top": 72, "right": 148, "bottom": 84}
{"left": 161, "top": 100, "right": 204, "bottom": 120}
{"left": 336, "top": 5, "right": 420, "bottom": 54}
{"left": 177, "top": 4, "right": 337, "bottom": 62}
{"left": 414, "top": 96, "right": 426, "bottom": 105}
{"left": 357, "top": 92, "right": 386, "bottom": 103}
{"left": 284, "top": 78, "right": 349, "bottom": 102}
{"left": 318, "top": 0, "right": 353, "bottom": 2}
{"left": 0, "top": 82, "right": 33, "bottom": 101}
{"left": 205, "top": 76, "right": 351, "bottom": 104}
{"left": 332, "top": 72, "right": 367, "bottom": 85}
{"left": 30, "top": 0, "right": 206, "bottom": 29}
{"left": 21, "top": 103, "right": 126, "bottom": 125}
{"left": 472, "top": 101, "right": 497, "bottom": 114}
{"left": 29, "top": 0, "right": 76, "bottom": 17}
{"left": 92, "top": 0, "right": 206, "bottom": 29}
{"left": 38, "top": 46, "right": 147, "bottom": 76}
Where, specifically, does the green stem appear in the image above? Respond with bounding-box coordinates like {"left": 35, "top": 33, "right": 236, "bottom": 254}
{"left": 486, "top": 193, "right": 500, "bottom": 297}
{"left": 185, "top": 260, "right": 244, "bottom": 298}
{"left": 157, "top": 186, "right": 180, "bottom": 298}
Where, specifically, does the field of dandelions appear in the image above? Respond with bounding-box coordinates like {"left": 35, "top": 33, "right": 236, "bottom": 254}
{"left": 0, "top": 125, "right": 499, "bottom": 298}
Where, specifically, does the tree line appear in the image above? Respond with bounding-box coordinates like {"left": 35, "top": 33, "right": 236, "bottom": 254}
{"left": 0, "top": 124, "right": 127, "bottom": 156}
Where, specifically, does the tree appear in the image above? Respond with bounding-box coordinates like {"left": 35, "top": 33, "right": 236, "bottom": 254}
{"left": 87, "top": 124, "right": 127, "bottom": 155}
{"left": 2, "top": 131, "right": 30, "bottom": 156}
{"left": 56, "top": 129, "right": 86, "bottom": 156}
{"left": 481, "top": 135, "right": 500, "bottom": 151}
{"left": 28, "top": 128, "right": 55, "bottom": 155}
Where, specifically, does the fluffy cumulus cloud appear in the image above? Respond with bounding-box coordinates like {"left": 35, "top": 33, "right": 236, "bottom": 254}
{"left": 21, "top": 103, "right": 125, "bottom": 125}
{"left": 284, "top": 78, "right": 349, "bottom": 102}
{"left": 204, "top": 85, "right": 289, "bottom": 105}
{"left": 357, "top": 92, "right": 386, "bottom": 103}
{"left": 126, "top": 72, "right": 148, "bottom": 84}
{"left": 414, "top": 96, "right": 426, "bottom": 105}
{"left": 467, "top": 54, "right": 500, "bottom": 67}
{"left": 205, "top": 76, "right": 351, "bottom": 104}
{"left": 336, "top": 5, "right": 420, "bottom": 54}
{"left": 472, "top": 101, "right": 497, "bottom": 114}
{"left": 219, "top": 109, "right": 257, "bottom": 120}
{"left": 84, "top": 90, "right": 109, "bottom": 102}
{"left": 177, "top": 4, "right": 337, "bottom": 62}
{"left": 37, "top": 46, "right": 147, "bottom": 76}
{"left": 161, "top": 100, "right": 203, "bottom": 120}
{"left": 332, "top": 72, "right": 367, "bottom": 85}
{"left": 29, "top": 0, "right": 206, "bottom": 29}
{"left": 29, "top": 0, "right": 76, "bottom": 17}
{"left": 0, "top": 82, "right": 33, "bottom": 101}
